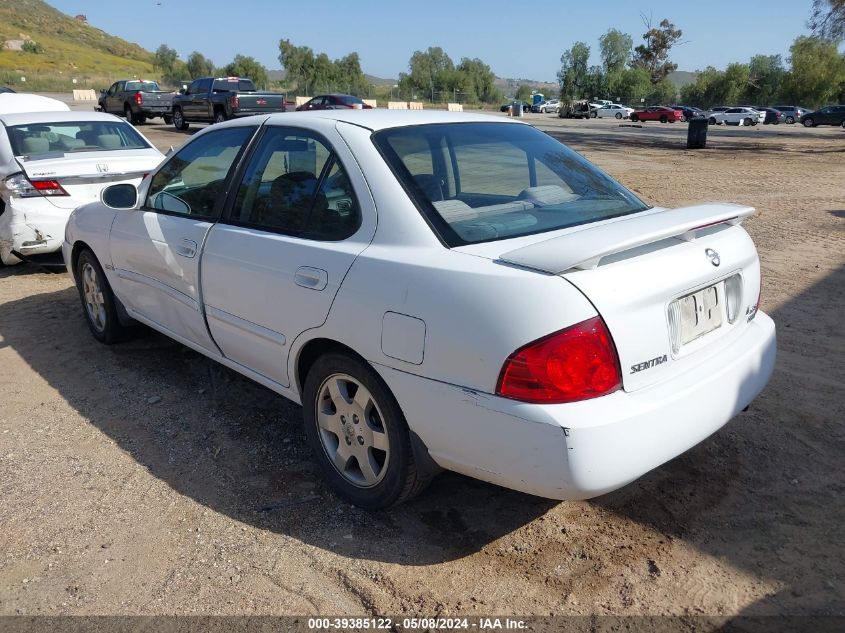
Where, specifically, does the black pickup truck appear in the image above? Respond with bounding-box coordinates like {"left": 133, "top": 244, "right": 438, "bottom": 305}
{"left": 98, "top": 79, "right": 175, "bottom": 125}
{"left": 170, "top": 77, "right": 287, "bottom": 130}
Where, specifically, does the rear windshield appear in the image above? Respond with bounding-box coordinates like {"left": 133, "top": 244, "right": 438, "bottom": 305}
{"left": 125, "top": 80, "right": 160, "bottom": 91}
{"left": 372, "top": 122, "right": 648, "bottom": 246}
{"left": 212, "top": 79, "right": 257, "bottom": 92}
{"left": 7, "top": 120, "right": 151, "bottom": 158}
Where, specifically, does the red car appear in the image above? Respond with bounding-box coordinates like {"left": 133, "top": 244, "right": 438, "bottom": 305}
{"left": 629, "top": 106, "right": 683, "bottom": 123}
{"left": 296, "top": 94, "right": 373, "bottom": 111}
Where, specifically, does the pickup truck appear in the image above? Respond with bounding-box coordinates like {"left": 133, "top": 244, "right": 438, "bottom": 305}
{"left": 97, "top": 79, "right": 175, "bottom": 125}
{"left": 170, "top": 76, "right": 287, "bottom": 130}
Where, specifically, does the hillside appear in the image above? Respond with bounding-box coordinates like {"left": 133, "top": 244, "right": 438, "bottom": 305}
{"left": 0, "top": 0, "right": 156, "bottom": 90}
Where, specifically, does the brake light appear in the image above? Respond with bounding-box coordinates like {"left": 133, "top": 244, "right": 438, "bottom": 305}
{"left": 133, "top": 92, "right": 143, "bottom": 106}
{"left": 229, "top": 94, "right": 239, "bottom": 109}
{"left": 496, "top": 316, "right": 622, "bottom": 404}
{"left": 31, "top": 179, "right": 69, "bottom": 196}
{"left": 3, "top": 173, "right": 68, "bottom": 197}
{"left": 748, "top": 269, "right": 762, "bottom": 321}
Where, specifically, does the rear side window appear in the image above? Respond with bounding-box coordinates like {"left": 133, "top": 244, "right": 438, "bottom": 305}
{"left": 228, "top": 126, "right": 361, "bottom": 241}
{"left": 146, "top": 126, "right": 255, "bottom": 218}
{"left": 373, "top": 122, "right": 648, "bottom": 246}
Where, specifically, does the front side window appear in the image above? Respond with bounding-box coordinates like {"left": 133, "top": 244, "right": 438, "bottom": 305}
{"left": 146, "top": 126, "right": 255, "bottom": 218}
{"left": 229, "top": 126, "right": 361, "bottom": 241}
{"left": 8, "top": 120, "right": 151, "bottom": 157}
{"left": 373, "top": 122, "right": 648, "bottom": 246}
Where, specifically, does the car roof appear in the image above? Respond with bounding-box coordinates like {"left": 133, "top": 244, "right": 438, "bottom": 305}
{"left": 263, "top": 109, "right": 524, "bottom": 132}
{"left": 0, "top": 110, "right": 124, "bottom": 126}
{"left": 0, "top": 93, "right": 71, "bottom": 116}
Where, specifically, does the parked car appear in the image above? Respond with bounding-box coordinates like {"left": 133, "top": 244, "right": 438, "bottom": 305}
{"left": 0, "top": 111, "right": 163, "bottom": 266}
{"left": 592, "top": 103, "right": 634, "bottom": 119}
{"left": 499, "top": 100, "right": 531, "bottom": 114}
{"left": 0, "top": 86, "right": 16, "bottom": 93}
{"left": 0, "top": 93, "right": 70, "bottom": 115}
{"left": 537, "top": 99, "right": 560, "bottom": 113}
{"left": 296, "top": 94, "right": 373, "bottom": 111}
{"left": 800, "top": 105, "right": 845, "bottom": 127}
{"left": 771, "top": 105, "right": 809, "bottom": 124}
{"left": 629, "top": 106, "right": 683, "bottom": 123}
{"left": 98, "top": 79, "right": 175, "bottom": 125}
{"left": 670, "top": 105, "right": 705, "bottom": 121}
{"left": 559, "top": 100, "right": 593, "bottom": 119}
{"left": 171, "top": 76, "right": 287, "bottom": 130}
{"left": 62, "top": 110, "right": 775, "bottom": 509}
{"left": 713, "top": 107, "right": 764, "bottom": 126}
{"left": 761, "top": 108, "right": 785, "bottom": 124}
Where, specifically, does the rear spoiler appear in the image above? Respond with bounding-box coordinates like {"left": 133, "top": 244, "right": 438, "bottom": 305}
{"left": 499, "top": 203, "right": 755, "bottom": 274}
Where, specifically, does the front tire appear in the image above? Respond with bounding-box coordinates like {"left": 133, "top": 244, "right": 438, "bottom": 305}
{"left": 744, "top": 118, "right": 753, "bottom": 127}
{"left": 75, "top": 249, "right": 134, "bottom": 344}
{"left": 163, "top": 115, "right": 173, "bottom": 125}
{"left": 803, "top": 118, "right": 815, "bottom": 127}
{"left": 302, "top": 353, "right": 430, "bottom": 509}
{"left": 786, "top": 116, "right": 795, "bottom": 124}
{"left": 709, "top": 116, "right": 717, "bottom": 125}
{"left": 630, "top": 114, "right": 639, "bottom": 122}
{"left": 173, "top": 108, "right": 189, "bottom": 131}
{"left": 660, "top": 115, "right": 668, "bottom": 123}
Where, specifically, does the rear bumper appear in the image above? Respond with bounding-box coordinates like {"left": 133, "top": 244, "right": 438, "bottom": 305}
{"left": 0, "top": 198, "right": 69, "bottom": 265}
{"left": 376, "top": 313, "right": 776, "bottom": 500}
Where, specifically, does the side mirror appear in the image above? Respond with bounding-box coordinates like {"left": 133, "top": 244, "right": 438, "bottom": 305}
{"left": 102, "top": 183, "right": 138, "bottom": 209}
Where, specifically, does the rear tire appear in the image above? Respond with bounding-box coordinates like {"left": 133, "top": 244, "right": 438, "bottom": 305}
{"left": 302, "top": 352, "right": 432, "bottom": 509}
{"left": 744, "top": 118, "right": 752, "bottom": 127}
{"left": 213, "top": 109, "right": 227, "bottom": 124}
{"left": 709, "top": 116, "right": 717, "bottom": 125}
{"left": 75, "top": 249, "right": 134, "bottom": 345}
{"left": 173, "top": 108, "right": 189, "bottom": 131}
{"left": 615, "top": 112, "right": 622, "bottom": 119}
{"left": 660, "top": 115, "right": 668, "bottom": 123}
{"left": 123, "top": 105, "right": 135, "bottom": 125}
{"left": 786, "top": 116, "right": 795, "bottom": 124}
{"left": 803, "top": 118, "right": 815, "bottom": 127}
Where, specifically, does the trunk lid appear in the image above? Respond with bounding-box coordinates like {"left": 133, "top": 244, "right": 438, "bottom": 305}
{"left": 17, "top": 150, "right": 163, "bottom": 209}
{"left": 457, "top": 203, "right": 762, "bottom": 392}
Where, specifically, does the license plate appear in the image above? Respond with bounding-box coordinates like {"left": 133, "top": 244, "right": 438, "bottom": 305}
{"left": 674, "top": 284, "right": 722, "bottom": 346}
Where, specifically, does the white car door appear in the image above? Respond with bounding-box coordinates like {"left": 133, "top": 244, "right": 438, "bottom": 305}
{"left": 200, "top": 122, "right": 377, "bottom": 388}
{"left": 109, "top": 124, "right": 258, "bottom": 352}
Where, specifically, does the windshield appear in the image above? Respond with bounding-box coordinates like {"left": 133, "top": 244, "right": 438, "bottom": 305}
{"left": 7, "top": 120, "right": 151, "bottom": 158}
{"left": 125, "top": 80, "right": 160, "bottom": 91}
{"left": 373, "top": 122, "right": 649, "bottom": 246}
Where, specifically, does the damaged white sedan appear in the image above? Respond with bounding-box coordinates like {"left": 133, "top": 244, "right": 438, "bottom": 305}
{"left": 63, "top": 111, "right": 776, "bottom": 508}
{"left": 0, "top": 110, "right": 162, "bottom": 265}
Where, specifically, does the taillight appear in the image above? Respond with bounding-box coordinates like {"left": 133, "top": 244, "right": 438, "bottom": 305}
{"left": 229, "top": 94, "right": 239, "bottom": 109}
{"left": 748, "top": 269, "right": 761, "bottom": 321}
{"left": 496, "top": 316, "right": 622, "bottom": 404}
{"left": 3, "top": 173, "right": 68, "bottom": 197}
{"left": 133, "top": 92, "right": 143, "bottom": 106}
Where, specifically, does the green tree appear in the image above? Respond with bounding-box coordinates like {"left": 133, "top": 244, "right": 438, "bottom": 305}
{"left": 22, "top": 40, "right": 43, "bottom": 54}
{"left": 515, "top": 84, "right": 533, "bottom": 102}
{"left": 608, "top": 67, "right": 651, "bottom": 105}
{"left": 646, "top": 78, "right": 678, "bottom": 104}
{"left": 223, "top": 55, "right": 269, "bottom": 89}
{"left": 456, "top": 57, "right": 501, "bottom": 103}
{"left": 407, "top": 47, "right": 455, "bottom": 101}
{"left": 154, "top": 44, "right": 180, "bottom": 83}
{"left": 632, "top": 18, "right": 683, "bottom": 84}
{"left": 584, "top": 66, "right": 609, "bottom": 100}
{"left": 278, "top": 39, "right": 316, "bottom": 92}
{"left": 810, "top": 0, "right": 845, "bottom": 39}
{"left": 557, "top": 41, "right": 591, "bottom": 99}
{"left": 599, "top": 29, "right": 633, "bottom": 74}
{"left": 680, "top": 64, "right": 749, "bottom": 108}
{"left": 744, "top": 55, "right": 785, "bottom": 105}
{"left": 186, "top": 51, "right": 215, "bottom": 79}
{"left": 782, "top": 36, "right": 845, "bottom": 107}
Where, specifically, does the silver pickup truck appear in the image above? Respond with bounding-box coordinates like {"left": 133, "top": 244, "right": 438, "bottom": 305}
{"left": 97, "top": 79, "right": 176, "bottom": 125}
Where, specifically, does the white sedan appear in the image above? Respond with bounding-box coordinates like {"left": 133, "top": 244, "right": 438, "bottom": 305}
{"left": 592, "top": 103, "right": 634, "bottom": 119}
{"left": 0, "top": 110, "right": 163, "bottom": 265}
{"left": 707, "top": 107, "right": 764, "bottom": 126}
{"left": 62, "top": 111, "right": 776, "bottom": 508}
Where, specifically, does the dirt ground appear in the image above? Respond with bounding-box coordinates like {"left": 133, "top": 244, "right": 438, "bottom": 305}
{"left": 0, "top": 113, "right": 843, "bottom": 620}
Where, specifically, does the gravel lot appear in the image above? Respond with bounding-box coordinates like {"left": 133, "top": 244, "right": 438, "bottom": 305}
{"left": 0, "top": 100, "right": 843, "bottom": 619}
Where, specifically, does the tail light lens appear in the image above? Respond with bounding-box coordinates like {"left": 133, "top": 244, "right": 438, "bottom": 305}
{"left": 133, "top": 92, "right": 143, "bottom": 106}
{"left": 3, "top": 173, "right": 68, "bottom": 197}
{"left": 725, "top": 274, "right": 743, "bottom": 324}
{"left": 496, "top": 316, "right": 622, "bottom": 404}
{"left": 229, "top": 94, "right": 239, "bottom": 109}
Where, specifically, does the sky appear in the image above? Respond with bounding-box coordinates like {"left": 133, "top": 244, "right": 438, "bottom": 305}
{"left": 47, "top": 0, "right": 816, "bottom": 81}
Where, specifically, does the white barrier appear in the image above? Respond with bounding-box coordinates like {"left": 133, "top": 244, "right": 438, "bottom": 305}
{"left": 387, "top": 101, "right": 408, "bottom": 110}
{"left": 447, "top": 103, "right": 463, "bottom": 112}
{"left": 72, "top": 89, "right": 97, "bottom": 101}
{"left": 362, "top": 99, "right": 377, "bottom": 108}
{"left": 295, "top": 96, "right": 310, "bottom": 107}
{"left": 408, "top": 101, "right": 424, "bottom": 110}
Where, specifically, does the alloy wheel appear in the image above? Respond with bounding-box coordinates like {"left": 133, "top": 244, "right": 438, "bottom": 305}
{"left": 315, "top": 373, "right": 390, "bottom": 488}
{"left": 82, "top": 262, "right": 107, "bottom": 332}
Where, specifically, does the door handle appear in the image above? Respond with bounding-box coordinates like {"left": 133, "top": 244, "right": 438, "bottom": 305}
{"left": 294, "top": 266, "right": 328, "bottom": 291}
{"left": 174, "top": 238, "right": 197, "bottom": 258}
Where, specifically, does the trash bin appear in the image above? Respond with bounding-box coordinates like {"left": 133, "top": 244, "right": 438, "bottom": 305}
{"left": 512, "top": 101, "right": 522, "bottom": 118}
{"left": 687, "top": 116, "right": 708, "bottom": 149}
